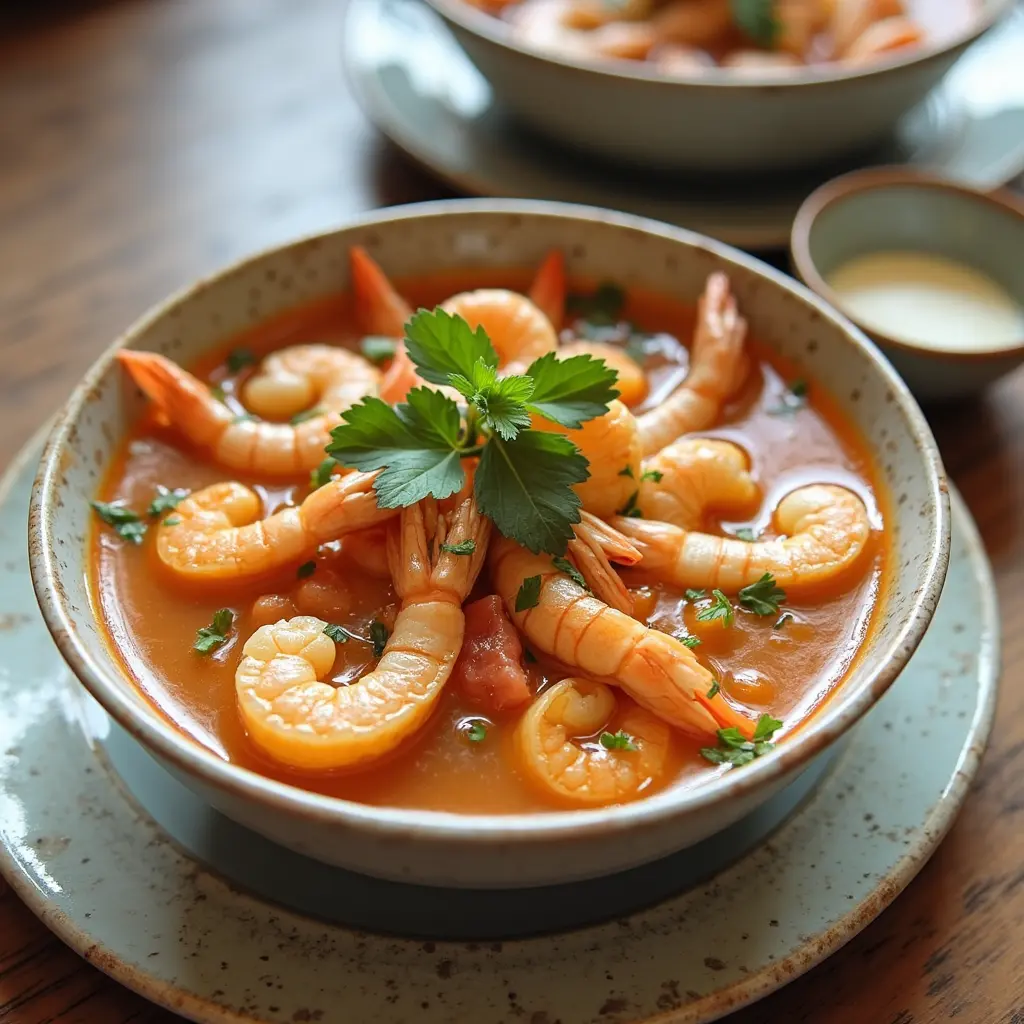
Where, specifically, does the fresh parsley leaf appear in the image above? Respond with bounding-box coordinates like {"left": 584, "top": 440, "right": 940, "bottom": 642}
{"left": 600, "top": 730, "right": 638, "bottom": 751}
{"left": 567, "top": 282, "right": 626, "bottom": 324}
{"left": 475, "top": 429, "right": 587, "bottom": 555}
{"left": 617, "top": 491, "right": 640, "bottom": 517}
{"left": 618, "top": 465, "right": 634, "bottom": 478}
{"left": 324, "top": 623, "right": 349, "bottom": 643}
{"left": 403, "top": 308, "right": 498, "bottom": 386}
{"left": 327, "top": 391, "right": 465, "bottom": 508}
{"left": 369, "top": 620, "right": 390, "bottom": 658}
{"left": 290, "top": 407, "right": 324, "bottom": 425}
{"left": 790, "top": 378, "right": 808, "bottom": 397}
{"left": 297, "top": 560, "right": 316, "bottom": 579}
{"left": 227, "top": 348, "right": 256, "bottom": 373}
{"left": 473, "top": 372, "right": 535, "bottom": 441}
{"left": 441, "top": 539, "right": 476, "bottom": 556}
{"left": 466, "top": 721, "right": 488, "bottom": 743}
{"left": 309, "top": 457, "right": 337, "bottom": 490}
{"left": 641, "top": 469, "right": 663, "bottom": 483}
{"left": 209, "top": 385, "right": 227, "bottom": 403}
{"left": 682, "top": 634, "right": 702, "bottom": 649}
{"left": 515, "top": 575, "right": 542, "bottom": 612}
{"left": 360, "top": 335, "right": 398, "bottom": 365}
{"left": 774, "top": 612, "right": 794, "bottom": 630}
{"left": 739, "top": 572, "right": 787, "bottom": 616}
{"left": 194, "top": 608, "right": 233, "bottom": 654}
{"left": 685, "top": 588, "right": 707, "bottom": 601}
{"left": 701, "top": 745, "right": 756, "bottom": 767}
{"left": 696, "top": 589, "right": 734, "bottom": 627}
{"left": 525, "top": 352, "right": 620, "bottom": 429}
{"left": 552, "top": 555, "right": 589, "bottom": 591}
{"left": 706, "top": 678, "right": 720, "bottom": 698}
{"left": 147, "top": 487, "right": 189, "bottom": 518}
{"left": 162, "top": 517, "right": 181, "bottom": 527}
{"left": 735, "top": 527, "right": 757, "bottom": 542}
{"left": 91, "top": 500, "right": 147, "bottom": 545}
{"left": 729, "top": 0, "right": 778, "bottom": 46}
{"left": 753, "top": 713, "right": 783, "bottom": 742}
{"left": 699, "top": 714, "right": 782, "bottom": 768}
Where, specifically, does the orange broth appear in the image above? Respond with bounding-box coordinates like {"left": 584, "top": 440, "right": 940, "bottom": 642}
{"left": 92, "top": 269, "right": 887, "bottom": 814}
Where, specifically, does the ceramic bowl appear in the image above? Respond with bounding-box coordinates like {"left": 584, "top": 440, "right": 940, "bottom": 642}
{"left": 29, "top": 200, "right": 950, "bottom": 888}
{"left": 791, "top": 168, "right": 1024, "bottom": 402}
{"left": 424, "top": 0, "right": 1012, "bottom": 174}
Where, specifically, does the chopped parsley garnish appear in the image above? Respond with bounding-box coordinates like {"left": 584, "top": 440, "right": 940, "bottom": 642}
{"left": 194, "top": 609, "right": 233, "bottom": 655}
{"left": 162, "top": 517, "right": 181, "bottom": 527}
{"left": 735, "top": 527, "right": 757, "bottom": 542}
{"left": 360, "top": 335, "right": 398, "bottom": 365}
{"left": 700, "top": 714, "right": 783, "bottom": 768}
{"left": 681, "top": 634, "right": 702, "bottom": 648}
{"left": 226, "top": 348, "right": 256, "bottom": 373}
{"left": 696, "top": 589, "right": 734, "bottom": 627}
{"left": 566, "top": 282, "right": 626, "bottom": 326}
{"left": 600, "top": 730, "right": 638, "bottom": 751}
{"left": 369, "top": 620, "right": 390, "bottom": 658}
{"left": 323, "top": 623, "right": 350, "bottom": 643}
{"left": 616, "top": 490, "right": 642, "bottom": 518}
{"left": 706, "top": 679, "right": 720, "bottom": 699}
{"left": 729, "top": 0, "right": 778, "bottom": 46}
{"left": 685, "top": 588, "right": 707, "bottom": 601}
{"left": 290, "top": 407, "right": 323, "bottom": 425}
{"left": 91, "top": 500, "right": 147, "bottom": 545}
{"left": 309, "top": 457, "right": 337, "bottom": 490}
{"left": 739, "top": 572, "right": 787, "bottom": 616}
{"left": 441, "top": 539, "right": 476, "bottom": 556}
{"left": 297, "top": 560, "right": 317, "bottom": 579}
{"left": 789, "top": 378, "right": 808, "bottom": 397}
{"left": 327, "top": 308, "right": 619, "bottom": 555}
{"left": 515, "top": 575, "right": 542, "bottom": 612}
{"left": 618, "top": 465, "right": 634, "bottom": 478}
{"left": 774, "top": 612, "right": 794, "bottom": 630}
{"left": 147, "top": 487, "right": 189, "bottom": 518}
{"left": 641, "top": 469, "right": 663, "bottom": 483}
{"left": 210, "top": 385, "right": 227, "bottom": 403}
{"left": 466, "top": 721, "right": 488, "bottom": 743}
{"left": 552, "top": 556, "right": 589, "bottom": 591}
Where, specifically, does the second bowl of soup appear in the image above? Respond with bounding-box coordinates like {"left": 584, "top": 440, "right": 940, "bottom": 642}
{"left": 30, "top": 200, "right": 949, "bottom": 887}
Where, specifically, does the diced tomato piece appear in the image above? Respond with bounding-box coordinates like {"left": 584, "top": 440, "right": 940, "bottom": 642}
{"left": 452, "top": 595, "right": 531, "bottom": 713}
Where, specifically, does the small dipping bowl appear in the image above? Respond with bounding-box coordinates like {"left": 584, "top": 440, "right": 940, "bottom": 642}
{"left": 791, "top": 168, "right": 1024, "bottom": 402}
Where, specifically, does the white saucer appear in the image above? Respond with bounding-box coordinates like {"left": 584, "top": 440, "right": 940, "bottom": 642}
{"left": 344, "top": 0, "right": 1024, "bottom": 250}
{"left": 0, "top": 429, "right": 999, "bottom": 1023}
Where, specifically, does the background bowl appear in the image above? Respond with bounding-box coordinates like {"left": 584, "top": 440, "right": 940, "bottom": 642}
{"left": 791, "top": 168, "right": 1024, "bottom": 402}
{"left": 425, "top": 0, "right": 1013, "bottom": 173}
{"left": 30, "top": 200, "right": 949, "bottom": 887}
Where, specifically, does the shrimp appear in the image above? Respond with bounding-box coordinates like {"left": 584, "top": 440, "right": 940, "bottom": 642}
{"left": 558, "top": 340, "right": 649, "bottom": 406}
{"left": 567, "top": 512, "right": 641, "bottom": 615}
{"left": 613, "top": 483, "right": 871, "bottom": 592}
{"left": 490, "top": 535, "right": 755, "bottom": 738}
{"left": 830, "top": 0, "right": 904, "bottom": 56}
{"left": 349, "top": 246, "right": 420, "bottom": 405}
{"left": 442, "top": 288, "right": 558, "bottom": 375}
{"left": 652, "top": 0, "right": 733, "bottom": 47}
{"left": 516, "top": 678, "right": 671, "bottom": 806}
{"left": 118, "top": 347, "right": 379, "bottom": 476}
{"left": 842, "top": 16, "right": 922, "bottom": 63}
{"left": 636, "top": 272, "right": 748, "bottom": 457}
{"left": 235, "top": 496, "right": 491, "bottom": 770}
{"left": 638, "top": 437, "right": 759, "bottom": 529}
{"left": 511, "top": 0, "right": 655, "bottom": 61}
{"left": 155, "top": 472, "right": 395, "bottom": 582}
{"left": 528, "top": 249, "right": 566, "bottom": 330}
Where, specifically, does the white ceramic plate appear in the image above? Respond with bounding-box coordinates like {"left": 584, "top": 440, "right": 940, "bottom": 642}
{"left": 344, "top": 0, "right": 1024, "bottom": 250}
{"left": 1, "top": 428, "right": 999, "bottom": 1022}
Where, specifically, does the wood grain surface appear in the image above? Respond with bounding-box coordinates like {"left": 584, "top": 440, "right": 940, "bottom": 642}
{"left": 1, "top": 1, "right": 1022, "bottom": 1021}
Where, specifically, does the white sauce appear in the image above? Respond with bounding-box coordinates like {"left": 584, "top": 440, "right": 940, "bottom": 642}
{"left": 826, "top": 251, "right": 1024, "bottom": 353}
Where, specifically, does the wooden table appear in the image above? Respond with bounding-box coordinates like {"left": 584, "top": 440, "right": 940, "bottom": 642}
{"left": 1, "top": 2, "right": 1022, "bottom": 1021}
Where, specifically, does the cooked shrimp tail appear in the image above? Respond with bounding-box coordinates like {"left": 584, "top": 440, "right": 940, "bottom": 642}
{"left": 157, "top": 472, "right": 395, "bottom": 583}
{"left": 567, "top": 513, "right": 640, "bottom": 615}
{"left": 491, "top": 535, "right": 754, "bottom": 738}
{"left": 614, "top": 483, "right": 872, "bottom": 592}
{"left": 528, "top": 249, "right": 566, "bottom": 331}
{"left": 636, "top": 272, "right": 748, "bottom": 456}
{"left": 516, "top": 678, "right": 671, "bottom": 806}
{"left": 236, "top": 496, "right": 492, "bottom": 771}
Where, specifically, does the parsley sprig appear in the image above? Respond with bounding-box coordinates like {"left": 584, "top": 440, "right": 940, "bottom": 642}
{"left": 327, "top": 309, "right": 620, "bottom": 555}
{"left": 194, "top": 609, "right": 234, "bottom": 655}
{"left": 701, "top": 714, "right": 783, "bottom": 767}
{"left": 91, "top": 500, "right": 147, "bottom": 545}
{"left": 600, "top": 730, "right": 638, "bottom": 751}
{"left": 729, "top": 0, "right": 778, "bottom": 47}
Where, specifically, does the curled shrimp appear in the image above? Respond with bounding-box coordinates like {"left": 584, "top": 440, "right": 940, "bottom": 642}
{"left": 118, "top": 346, "right": 379, "bottom": 476}
{"left": 638, "top": 437, "right": 759, "bottom": 529}
{"left": 490, "top": 535, "right": 754, "bottom": 738}
{"left": 636, "top": 272, "right": 748, "bottom": 457}
{"left": 516, "top": 678, "right": 670, "bottom": 806}
{"left": 155, "top": 472, "right": 395, "bottom": 582}
{"left": 614, "top": 483, "right": 872, "bottom": 592}
{"left": 235, "top": 496, "right": 491, "bottom": 770}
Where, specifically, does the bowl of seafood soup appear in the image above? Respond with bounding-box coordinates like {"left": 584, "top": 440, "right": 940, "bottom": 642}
{"left": 424, "top": 0, "right": 1013, "bottom": 173}
{"left": 30, "top": 200, "right": 949, "bottom": 887}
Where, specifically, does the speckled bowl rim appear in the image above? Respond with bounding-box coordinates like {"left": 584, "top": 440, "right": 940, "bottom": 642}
{"left": 790, "top": 165, "right": 1024, "bottom": 363}
{"left": 426, "top": 0, "right": 1012, "bottom": 89}
{"left": 29, "top": 198, "right": 951, "bottom": 846}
